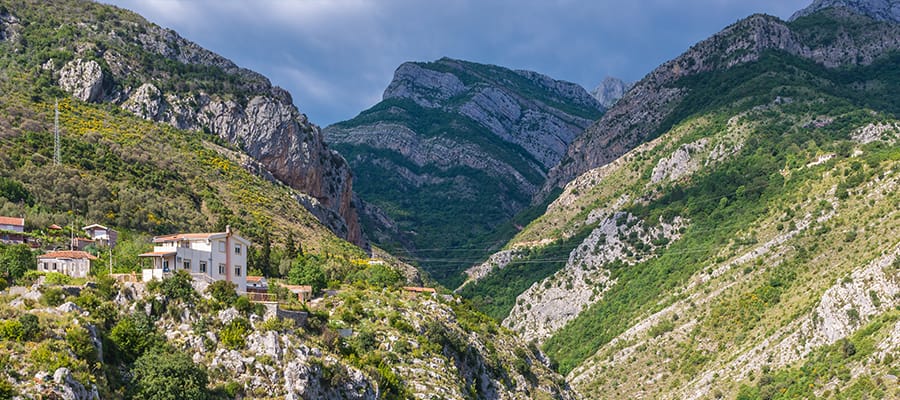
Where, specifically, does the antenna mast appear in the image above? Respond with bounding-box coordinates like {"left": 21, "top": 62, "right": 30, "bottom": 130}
{"left": 54, "top": 99, "right": 60, "bottom": 166}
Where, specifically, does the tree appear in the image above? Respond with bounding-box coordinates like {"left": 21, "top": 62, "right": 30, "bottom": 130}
{"left": 0, "top": 244, "right": 35, "bottom": 280}
{"left": 109, "top": 313, "right": 160, "bottom": 363}
{"left": 130, "top": 350, "right": 210, "bottom": 400}
{"left": 287, "top": 255, "right": 326, "bottom": 292}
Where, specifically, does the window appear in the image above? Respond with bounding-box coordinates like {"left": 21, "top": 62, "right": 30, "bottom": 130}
{"left": 199, "top": 261, "right": 207, "bottom": 273}
{"left": 183, "top": 259, "right": 191, "bottom": 270}
{"left": 234, "top": 244, "right": 241, "bottom": 255}
{"left": 234, "top": 265, "right": 242, "bottom": 277}
{"left": 52, "top": 263, "right": 57, "bottom": 271}
{"left": 162, "top": 260, "right": 169, "bottom": 272}
{"left": 218, "top": 264, "right": 225, "bottom": 275}
{"left": 218, "top": 241, "right": 226, "bottom": 252}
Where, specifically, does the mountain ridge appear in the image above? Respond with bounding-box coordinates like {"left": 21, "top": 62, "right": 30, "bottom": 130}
{"left": 325, "top": 57, "right": 603, "bottom": 286}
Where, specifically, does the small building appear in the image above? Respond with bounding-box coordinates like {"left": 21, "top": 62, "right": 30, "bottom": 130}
{"left": 403, "top": 286, "right": 436, "bottom": 297}
{"left": 82, "top": 224, "right": 117, "bottom": 248}
{"left": 246, "top": 276, "right": 268, "bottom": 294}
{"left": 282, "top": 284, "right": 314, "bottom": 303}
{"left": 0, "top": 216, "right": 25, "bottom": 244}
{"left": 37, "top": 250, "right": 97, "bottom": 278}
{"left": 138, "top": 226, "right": 250, "bottom": 292}
{"left": 71, "top": 237, "right": 95, "bottom": 251}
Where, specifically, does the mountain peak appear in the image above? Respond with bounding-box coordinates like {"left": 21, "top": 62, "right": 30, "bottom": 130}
{"left": 590, "top": 77, "right": 632, "bottom": 108}
{"left": 791, "top": 0, "right": 900, "bottom": 22}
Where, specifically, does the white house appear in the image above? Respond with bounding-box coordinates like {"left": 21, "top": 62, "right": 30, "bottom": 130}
{"left": 82, "top": 224, "right": 118, "bottom": 248}
{"left": 0, "top": 216, "right": 25, "bottom": 244}
{"left": 139, "top": 226, "right": 251, "bottom": 292}
{"left": 37, "top": 250, "right": 97, "bottom": 278}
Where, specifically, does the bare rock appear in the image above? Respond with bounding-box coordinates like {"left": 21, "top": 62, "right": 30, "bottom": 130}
{"left": 58, "top": 59, "right": 106, "bottom": 102}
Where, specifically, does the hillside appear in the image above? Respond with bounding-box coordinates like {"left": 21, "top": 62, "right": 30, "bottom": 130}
{"left": 0, "top": 273, "right": 573, "bottom": 399}
{"left": 461, "top": 4, "right": 900, "bottom": 399}
{"left": 324, "top": 58, "right": 603, "bottom": 286}
{"left": 0, "top": 0, "right": 362, "bottom": 246}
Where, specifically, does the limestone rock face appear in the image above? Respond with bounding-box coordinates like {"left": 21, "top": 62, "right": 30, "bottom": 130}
{"left": 58, "top": 58, "right": 105, "bottom": 103}
{"left": 791, "top": 0, "right": 900, "bottom": 22}
{"left": 66, "top": 20, "right": 364, "bottom": 246}
{"left": 326, "top": 58, "right": 603, "bottom": 274}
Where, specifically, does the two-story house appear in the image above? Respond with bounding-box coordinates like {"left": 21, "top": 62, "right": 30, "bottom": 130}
{"left": 139, "top": 226, "right": 250, "bottom": 292}
{"left": 82, "top": 224, "right": 118, "bottom": 248}
{"left": 0, "top": 216, "right": 25, "bottom": 244}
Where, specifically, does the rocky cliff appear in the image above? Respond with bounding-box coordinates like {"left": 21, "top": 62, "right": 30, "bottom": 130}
{"left": 9, "top": 0, "right": 363, "bottom": 246}
{"left": 541, "top": 6, "right": 900, "bottom": 198}
{"left": 325, "top": 58, "right": 603, "bottom": 286}
{"left": 791, "top": 0, "right": 900, "bottom": 22}
{"left": 589, "top": 77, "right": 632, "bottom": 109}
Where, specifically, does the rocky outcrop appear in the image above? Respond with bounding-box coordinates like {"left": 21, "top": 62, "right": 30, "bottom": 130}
{"left": 504, "top": 212, "right": 685, "bottom": 343}
{"left": 58, "top": 59, "right": 106, "bottom": 103}
{"left": 41, "top": 9, "right": 363, "bottom": 246}
{"left": 542, "top": 10, "right": 900, "bottom": 197}
{"left": 791, "top": 0, "right": 900, "bottom": 23}
{"left": 590, "top": 77, "right": 632, "bottom": 109}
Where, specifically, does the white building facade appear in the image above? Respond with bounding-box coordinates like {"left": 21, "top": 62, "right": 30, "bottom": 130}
{"left": 139, "top": 227, "right": 250, "bottom": 292}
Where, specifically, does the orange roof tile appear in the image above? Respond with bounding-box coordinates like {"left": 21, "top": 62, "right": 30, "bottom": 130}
{"left": 282, "top": 284, "right": 313, "bottom": 293}
{"left": 246, "top": 276, "right": 266, "bottom": 283}
{"left": 0, "top": 216, "right": 24, "bottom": 226}
{"left": 38, "top": 250, "right": 98, "bottom": 260}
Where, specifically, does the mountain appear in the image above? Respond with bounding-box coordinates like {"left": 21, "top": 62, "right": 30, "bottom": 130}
{"left": 460, "top": 4, "right": 900, "bottom": 399}
{"left": 589, "top": 77, "right": 632, "bottom": 109}
{"left": 0, "top": 0, "right": 362, "bottom": 246}
{"left": 324, "top": 58, "right": 603, "bottom": 286}
{"left": 791, "top": 0, "right": 900, "bottom": 22}
{"left": 540, "top": 5, "right": 900, "bottom": 198}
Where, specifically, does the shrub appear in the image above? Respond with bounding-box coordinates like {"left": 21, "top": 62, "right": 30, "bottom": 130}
{"left": 130, "top": 350, "right": 210, "bottom": 400}
{"left": 206, "top": 280, "right": 238, "bottom": 307}
{"left": 66, "top": 326, "right": 98, "bottom": 363}
{"left": 44, "top": 272, "right": 72, "bottom": 285}
{"left": 109, "top": 313, "right": 160, "bottom": 363}
{"left": 220, "top": 318, "right": 250, "bottom": 350}
{"left": 40, "top": 287, "right": 67, "bottom": 307}
{"left": 0, "top": 244, "right": 35, "bottom": 280}
{"left": 18, "top": 314, "right": 41, "bottom": 341}
{"left": 159, "top": 270, "right": 196, "bottom": 302}
{"left": 0, "top": 319, "right": 25, "bottom": 341}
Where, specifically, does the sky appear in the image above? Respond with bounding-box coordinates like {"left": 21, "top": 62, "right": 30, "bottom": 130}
{"left": 101, "top": 0, "right": 813, "bottom": 126}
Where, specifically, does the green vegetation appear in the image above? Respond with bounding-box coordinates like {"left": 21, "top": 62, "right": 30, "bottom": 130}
{"left": 130, "top": 350, "right": 211, "bottom": 400}
{"left": 331, "top": 58, "right": 600, "bottom": 288}
{"left": 459, "top": 228, "right": 591, "bottom": 320}
{"left": 737, "top": 311, "right": 899, "bottom": 399}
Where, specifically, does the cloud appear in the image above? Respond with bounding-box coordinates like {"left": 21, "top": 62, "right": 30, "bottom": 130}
{"left": 102, "top": 0, "right": 814, "bottom": 125}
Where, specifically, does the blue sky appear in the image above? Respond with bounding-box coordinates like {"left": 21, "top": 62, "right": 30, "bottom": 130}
{"left": 102, "top": 0, "right": 812, "bottom": 126}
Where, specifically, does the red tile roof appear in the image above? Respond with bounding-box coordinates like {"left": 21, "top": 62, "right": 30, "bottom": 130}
{"left": 246, "top": 276, "right": 266, "bottom": 283}
{"left": 49, "top": 224, "right": 63, "bottom": 230}
{"left": 38, "top": 250, "right": 98, "bottom": 260}
{"left": 0, "top": 216, "right": 24, "bottom": 226}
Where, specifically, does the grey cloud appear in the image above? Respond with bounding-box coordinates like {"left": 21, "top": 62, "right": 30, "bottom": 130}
{"left": 102, "top": 0, "right": 812, "bottom": 126}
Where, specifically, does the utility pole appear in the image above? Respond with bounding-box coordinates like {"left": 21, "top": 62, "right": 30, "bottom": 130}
{"left": 54, "top": 99, "right": 60, "bottom": 166}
